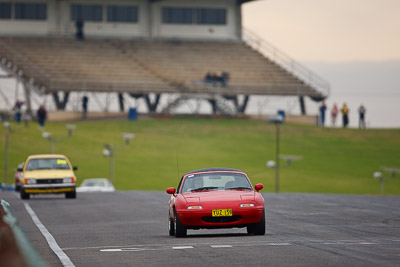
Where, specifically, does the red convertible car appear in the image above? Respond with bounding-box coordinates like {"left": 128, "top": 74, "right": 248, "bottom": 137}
{"left": 166, "top": 168, "right": 265, "bottom": 237}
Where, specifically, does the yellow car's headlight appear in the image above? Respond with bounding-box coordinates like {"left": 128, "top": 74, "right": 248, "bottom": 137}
{"left": 26, "top": 179, "right": 37, "bottom": 184}
{"left": 63, "top": 177, "right": 74, "bottom": 183}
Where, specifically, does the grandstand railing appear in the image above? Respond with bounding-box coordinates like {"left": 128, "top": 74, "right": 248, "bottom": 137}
{"left": 242, "top": 28, "right": 330, "bottom": 98}
{"left": 0, "top": 38, "right": 52, "bottom": 91}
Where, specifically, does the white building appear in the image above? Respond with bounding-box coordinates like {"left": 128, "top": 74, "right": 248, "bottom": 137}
{"left": 0, "top": 0, "right": 253, "bottom": 41}
{"left": 0, "top": 0, "right": 329, "bottom": 116}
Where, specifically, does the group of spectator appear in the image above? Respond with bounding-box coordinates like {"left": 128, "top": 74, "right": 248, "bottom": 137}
{"left": 319, "top": 102, "right": 366, "bottom": 129}
{"left": 12, "top": 100, "right": 47, "bottom": 129}
{"left": 204, "top": 71, "right": 230, "bottom": 87}
{"left": 11, "top": 96, "right": 89, "bottom": 128}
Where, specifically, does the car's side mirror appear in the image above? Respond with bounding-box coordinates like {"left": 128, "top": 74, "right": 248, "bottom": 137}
{"left": 166, "top": 187, "right": 176, "bottom": 195}
{"left": 17, "top": 168, "right": 23, "bottom": 172}
{"left": 73, "top": 166, "right": 78, "bottom": 171}
{"left": 254, "top": 183, "right": 264, "bottom": 192}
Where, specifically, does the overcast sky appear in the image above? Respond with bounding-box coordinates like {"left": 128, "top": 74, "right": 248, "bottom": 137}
{"left": 242, "top": 0, "right": 400, "bottom": 62}
{"left": 242, "top": 0, "right": 400, "bottom": 128}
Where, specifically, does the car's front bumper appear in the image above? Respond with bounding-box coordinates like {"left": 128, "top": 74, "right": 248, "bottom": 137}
{"left": 176, "top": 207, "right": 264, "bottom": 229}
{"left": 22, "top": 183, "right": 76, "bottom": 194}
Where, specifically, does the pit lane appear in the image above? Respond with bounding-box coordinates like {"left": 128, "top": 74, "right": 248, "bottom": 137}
{"left": 1, "top": 191, "right": 400, "bottom": 266}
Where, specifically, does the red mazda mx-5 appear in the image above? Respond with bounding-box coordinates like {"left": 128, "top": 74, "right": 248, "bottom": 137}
{"left": 166, "top": 168, "right": 265, "bottom": 237}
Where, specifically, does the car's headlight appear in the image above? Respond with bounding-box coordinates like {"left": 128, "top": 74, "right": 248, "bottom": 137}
{"left": 187, "top": 206, "right": 203, "bottom": 210}
{"left": 63, "top": 177, "right": 75, "bottom": 183}
{"left": 240, "top": 203, "right": 255, "bottom": 208}
{"left": 26, "top": 179, "right": 36, "bottom": 184}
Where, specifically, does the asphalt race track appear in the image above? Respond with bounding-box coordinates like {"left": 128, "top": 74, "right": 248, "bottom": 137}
{"left": 1, "top": 191, "right": 400, "bottom": 267}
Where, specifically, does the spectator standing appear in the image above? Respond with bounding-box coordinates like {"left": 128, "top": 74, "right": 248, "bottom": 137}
{"left": 358, "top": 104, "right": 366, "bottom": 129}
{"left": 210, "top": 72, "right": 218, "bottom": 85}
{"left": 37, "top": 105, "right": 47, "bottom": 130}
{"left": 319, "top": 101, "right": 327, "bottom": 126}
{"left": 13, "top": 100, "right": 23, "bottom": 123}
{"left": 75, "top": 19, "right": 84, "bottom": 40}
{"left": 341, "top": 103, "right": 349, "bottom": 128}
{"left": 204, "top": 72, "right": 213, "bottom": 84}
{"left": 331, "top": 103, "right": 338, "bottom": 127}
{"left": 221, "top": 71, "right": 230, "bottom": 87}
{"left": 82, "top": 96, "right": 89, "bottom": 119}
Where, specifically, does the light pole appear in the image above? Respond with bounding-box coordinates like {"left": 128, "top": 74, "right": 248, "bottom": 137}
{"left": 268, "top": 114, "right": 284, "bottom": 193}
{"left": 42, "top": 124, "right": 76, "bottom": 154}
{"left": 103, "top": 133, "right": 134, "bottom": 185}
{"left": 373, "top": 171, "right": 385, "bottom": 195}
{"left": 3, "top": 122, "right": 11, "bottom": 187}
{"left": 374, "top": 168, "right": 398, "bottom": 195}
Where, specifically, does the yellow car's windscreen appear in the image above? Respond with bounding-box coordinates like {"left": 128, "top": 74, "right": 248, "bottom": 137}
{"left": 26, "top": 158, "right": 70, "bottom": 171}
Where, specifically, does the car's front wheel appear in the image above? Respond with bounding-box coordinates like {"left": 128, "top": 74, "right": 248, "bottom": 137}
{"left": 254, "top": 209, "right": 266, "bottom": 235}
{"left": 20, "top": 190, "right": 29, "bottom": 200}
{"left": 174, "top": 211, "right": 187, "bottom": 238}
{"left": 65, "top": 191, "right": 76, "bottom": 199}
{"left": 247, "top": 209, "right": 266, "bottom": 235}
{"left": 168, "top": 212, "right": 175, "bottom": 236}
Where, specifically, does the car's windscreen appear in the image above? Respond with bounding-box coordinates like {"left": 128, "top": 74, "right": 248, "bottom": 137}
{"left": 26, "top": 158, "right": 71, "bottom": 171}
{"left": 180, "top": 172, "right": 252, "bottom": 193}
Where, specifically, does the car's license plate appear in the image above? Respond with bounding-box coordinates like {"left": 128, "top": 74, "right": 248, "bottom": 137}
{"left": 212, "top": 209, "right": 232, "bottom": 217}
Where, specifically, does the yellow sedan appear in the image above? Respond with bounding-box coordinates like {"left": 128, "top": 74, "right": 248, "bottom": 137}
{"left": 19, "top": 154, "right": 78, "bottom": 199}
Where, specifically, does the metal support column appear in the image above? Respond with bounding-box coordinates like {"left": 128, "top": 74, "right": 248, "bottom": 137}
{"left": 299, "top": 96, "right": 306, "bottom": 115}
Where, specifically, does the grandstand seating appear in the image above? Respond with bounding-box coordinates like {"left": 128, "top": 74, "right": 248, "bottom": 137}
{"left": 0, "top": 37, "right": 174, "bottom": 93}
{"left": 0, "top": 36, "right": 324, "bottom": 99}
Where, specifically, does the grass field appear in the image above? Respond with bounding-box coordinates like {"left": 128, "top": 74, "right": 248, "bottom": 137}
{"left": 1, "top": 117, "right": 400, "bottom": 195}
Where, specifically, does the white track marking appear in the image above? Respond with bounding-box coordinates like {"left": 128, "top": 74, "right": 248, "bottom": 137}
{"left": 99, "top": 243, "right": 291, "bottom": 253}
{"left": 172, "top": 246, "right": 194, "bottom": 250}
{"left": 100, "top": 248, "right": 154, "bottom": 252}
{"left": 100, "top": 249, "right": 124, "bottom": 252}
{"left": 97, "top": 239, "right": 386, "bottom": 254}
{"left": 24, "top": 203, "right": 75, "bottom": 267}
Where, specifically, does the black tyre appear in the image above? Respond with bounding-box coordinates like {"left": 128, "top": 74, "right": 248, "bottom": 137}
{"left": 168, "top": 213, "right": 175, "bottom": 236}
{"left": 65, "top": 191, "right": 76, "bottom": 199}
{"left": 20, "top": 190, "right": 30, "bottom": 200}
{"left": 253, "top": 209, "right": 266, "bottom": 235}
{"left": 246, "top": 224, "right": 255, "bottom": 235}
{"left": 174, "top": 211, "right": 187, "bottom": 237}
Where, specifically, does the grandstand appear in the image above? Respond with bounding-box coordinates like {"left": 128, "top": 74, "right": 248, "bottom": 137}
{"left": 0, "top": 0, "right": 329, "bottom": 116}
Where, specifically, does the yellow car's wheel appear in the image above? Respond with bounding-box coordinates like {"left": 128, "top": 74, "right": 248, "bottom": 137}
{"left": 20, "top": 190, "right": 30, "bottom": 200}
{"left": 65, "top": 191, "right": 76, "bottom": 199}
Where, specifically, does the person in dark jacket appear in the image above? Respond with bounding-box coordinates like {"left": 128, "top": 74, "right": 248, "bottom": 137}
{"left": 75, "top": 19, "right": 84, "bottom": 40}
{"left": 319, "top": 101, "right": 327, "bottom": 127}
{"left": 13, "top": 100, "right": 23, "bottom": 123}
{"left": 37, "top": 105, "right": 47, "bottom": 129}
{"left": 82, "top": 95, "right": 89, "bottom": 119}
{"left": 358, "top": 104, "right": 366, "bottom": 129}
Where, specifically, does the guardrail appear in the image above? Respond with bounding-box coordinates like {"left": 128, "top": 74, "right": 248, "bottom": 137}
{"left": 242, "top": 28, "right": 330, "bottom": 98}
{"left": 0, "top": 199, "right": 49, "bottom": 267}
